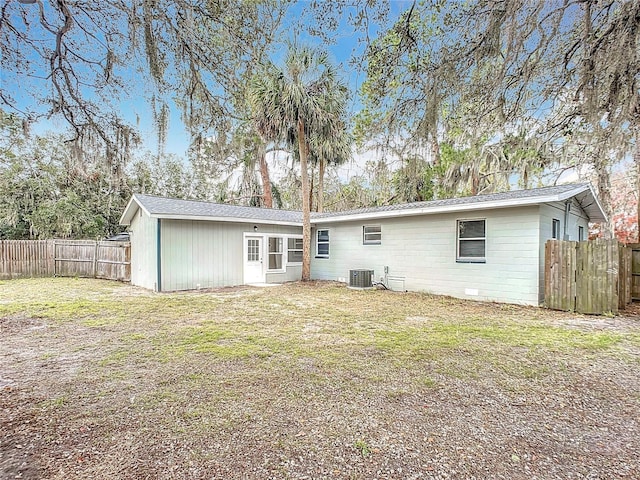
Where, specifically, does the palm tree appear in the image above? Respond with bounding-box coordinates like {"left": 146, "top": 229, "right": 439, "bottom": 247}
{"left": 249, "top": 45, "right": 346, "bottom": 280}
{"left": 308, "top": 116, "right": 352, "bottom": 213}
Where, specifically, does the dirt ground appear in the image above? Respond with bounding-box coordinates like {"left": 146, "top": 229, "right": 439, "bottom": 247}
{"left": 1, "top": 278, "right": 639, "bottom": 479}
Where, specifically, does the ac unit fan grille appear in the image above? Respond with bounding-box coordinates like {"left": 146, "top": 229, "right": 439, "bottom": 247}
{"left": 349, "top": 269, "right": 373, "bottom": 288}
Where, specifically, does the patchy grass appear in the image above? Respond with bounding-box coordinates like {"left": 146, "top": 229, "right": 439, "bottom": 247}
{"left": 1, "top": 278, "right": 639, "bottom": 480}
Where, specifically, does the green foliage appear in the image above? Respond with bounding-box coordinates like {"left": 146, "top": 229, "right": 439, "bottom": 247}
{"left": 390, "top": 155, "right": 452, "bottom": 203}
{"left": 354, "top": 0, "right": 638, "bottom": 229}
{"left": 354, "top": 439, "right": 371, "bottom": 457}
{"left": 0, "top": 110, "right": 201, "bottom": 239}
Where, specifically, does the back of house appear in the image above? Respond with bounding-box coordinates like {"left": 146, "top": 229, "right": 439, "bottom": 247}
{"left": 120, "top": 183, "right": 606, "bottom": 305}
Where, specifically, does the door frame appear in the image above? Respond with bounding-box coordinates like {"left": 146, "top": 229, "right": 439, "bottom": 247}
{"left": 243, "top": 233, "right": 265, "bottom": 284}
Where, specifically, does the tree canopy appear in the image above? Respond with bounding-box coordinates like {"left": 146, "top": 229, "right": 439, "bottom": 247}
{"left": 249, "top": 45, "right": 350, "bottom": 280}
{"left": 1, "top": 0, "right": 637, "bottom": 242}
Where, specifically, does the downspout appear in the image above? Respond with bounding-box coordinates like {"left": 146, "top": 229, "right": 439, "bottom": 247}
{"left": 156, "top": 219, "right": 162, "bottom": 292}
{"left": 563, "top": 201, "right": 571, "bottom": 240}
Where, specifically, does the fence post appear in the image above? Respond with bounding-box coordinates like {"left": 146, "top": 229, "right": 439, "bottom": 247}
{"left": 93, "top": 241, "right": 99, "bottom": 278}
{"left": 0, "top": 239, "right": 129, "bottom": 282}
{"left": 6, "top": 241, "right": 12, "bottom": 279}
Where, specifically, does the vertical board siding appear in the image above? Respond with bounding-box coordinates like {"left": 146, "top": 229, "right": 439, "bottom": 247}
{"left": 0, "top": 239, "right": 130, "bottom": 281}
{"left": 159, "top": 220, "right": 302, "bottom": 291}
{"left": 130, "top": 210, "right": 157, "bottom": 290}
{"left": 545, "top": 239, "right": 630, "bottom": 314}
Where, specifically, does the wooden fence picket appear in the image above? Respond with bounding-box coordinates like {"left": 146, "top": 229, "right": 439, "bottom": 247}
{"left": 0, "top": 239, "right": 130, "bottom": 282}
{"left": 545, "top": 239, "right": 630, "bottom": 315}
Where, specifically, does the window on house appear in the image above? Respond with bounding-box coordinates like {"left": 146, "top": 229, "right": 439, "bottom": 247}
{"left": 287, "top": 237, "right": 303, "bottom": 263}
{"left": 578, "top": 226, "right": 585, "bottom": 241}
{"left": 268, "top": 237, "right": 283, "bottom": 270}
{"left": 363, "top": 225, "right": 382, "bottom": 245}
{"left": 316, "top": 229, "right": 329, "bottom": 258}
{"left": 552, "top": 219, "right": 561, "bottom": 239}
{"left": 247, "top": 238, "right": 260, "bottom": 262}
{"left": 457, "top": 219, "right": 486, "bottom": 262}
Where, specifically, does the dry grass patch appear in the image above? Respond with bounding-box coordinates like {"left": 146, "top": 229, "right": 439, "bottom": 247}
{"left": 1, "top": 278, "right": 639, "bottom": 479}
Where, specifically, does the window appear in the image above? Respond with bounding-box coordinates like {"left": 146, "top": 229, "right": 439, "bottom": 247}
{"left": 268, "top": 237, "right": 283, "bottom": 270}
{"left": 287, "top": 237, "right": 303, "bottom": 263}
{"left": 363, "top": 225, "right": 382, "bottom": 245}
{"left": 316, "top": 229, "right": 329, "bottom": 258}
{"left": 552, "top": 219, "right": 561, "bottom": 239}
{"left": 578, "top": 226, "right": 585, "bottom": 241}
{"left": 247, "top": 238, "right": 260, "bottom": 262}
{"left": 457, "top": 219, "right": 486, "bottom": 262}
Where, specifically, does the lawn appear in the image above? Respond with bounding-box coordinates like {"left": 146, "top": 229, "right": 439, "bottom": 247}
{"left": 1, "top": 278, "right": 639, "bottom": 479}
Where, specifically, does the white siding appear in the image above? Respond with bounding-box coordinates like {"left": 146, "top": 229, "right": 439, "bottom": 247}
{"left": 160, "top": 220, "right": 301, "bottom": 291}
{"left": 266, "top": 266, "right": 302, "bottom": 284}
{"left": 129, "top": 207, "right": 157, "bottom": 290}
{"left": 311, "top": 206, "right": 543, "bottom": 305}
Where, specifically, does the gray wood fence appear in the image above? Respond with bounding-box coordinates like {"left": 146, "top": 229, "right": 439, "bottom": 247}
{"left": 545, "top": 239, "right": 632, "bottom": 315}
{"left": 0, "top": 239, "right": 130, "bottom": 282}
{"left": 629, "top": 243, "right": 640, "bottom": 301}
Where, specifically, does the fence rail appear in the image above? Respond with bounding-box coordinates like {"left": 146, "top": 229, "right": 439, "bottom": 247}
{"left": 545, "top": 239, "right": 632, "bottom": 315}
{"left": 0, "top": 239, "right": 130, "bottom": 282}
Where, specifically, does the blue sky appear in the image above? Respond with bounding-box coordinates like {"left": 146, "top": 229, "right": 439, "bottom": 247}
{"left": 2, "top": 1, "right": 415, "bottom": 159}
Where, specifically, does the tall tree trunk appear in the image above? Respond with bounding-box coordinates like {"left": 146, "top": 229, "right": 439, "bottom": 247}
{"left": 431, "top": 137, "right": 440, "bottom": 166}
{"left": 309, "top": 161, "right": 315, "bottom": 212}
{"left": 258, "top": 144, "right": 273, "bottom": 208}
{"left": 593, "top": 155, "right": 614, "bottom": 239}
{"left": 318, "top": 157, "right": 326, "bottom": 213}
{"left": 298, "top": 119, "right": 311, "bottom": 281}
{"left": 471, "top": 170, "right": 479, "bottom": 196}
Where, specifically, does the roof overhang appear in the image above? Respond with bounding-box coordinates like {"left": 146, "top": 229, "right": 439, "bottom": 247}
{"left": 119, "top": 194, "right": 150, "bottom": 226}
{"left": 150, "top": 214, "right": 301, "bottom": 227}
{"left": 311, "top": 184, "right": 607, "bottom": 224}
{"left": 564, "top": 184, "right": 607, "bottom": 223}
{"left": 120, "top": 184, "right": 607, "bottom": 228}
{"left": 119, "top": 194, "right": 302, "bottom": 227}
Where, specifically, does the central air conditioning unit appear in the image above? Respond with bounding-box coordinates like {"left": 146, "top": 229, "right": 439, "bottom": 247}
{"left": 349, "top": 269, "right": 374, "bottom": 289}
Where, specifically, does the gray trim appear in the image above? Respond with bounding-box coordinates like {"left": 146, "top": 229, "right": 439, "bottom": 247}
{"left": 156, "top": 218, "right": 162, "bottom": 292}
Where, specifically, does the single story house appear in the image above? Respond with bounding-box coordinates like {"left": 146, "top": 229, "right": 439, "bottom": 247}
{"left": 119, "top": 183, "right": 606, "bottom": 305}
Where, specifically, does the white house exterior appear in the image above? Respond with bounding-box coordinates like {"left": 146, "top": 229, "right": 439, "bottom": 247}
{"left": 120, "top": 195, "right": 304, "bottom": 292}
{"left": 119, "top": 183, "right": 606, "bottom": 305}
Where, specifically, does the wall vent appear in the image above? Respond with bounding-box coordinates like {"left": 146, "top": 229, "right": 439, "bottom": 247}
{"left": 349, "top": 269, "right": 374, "bottom": 289}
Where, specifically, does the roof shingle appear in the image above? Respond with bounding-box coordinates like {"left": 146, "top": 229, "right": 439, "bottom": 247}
{"left": 121, "top": 183, "right": 603, "bottom": 226}
{"left": 133, "top": 194, "right": 303, "bottom": 223}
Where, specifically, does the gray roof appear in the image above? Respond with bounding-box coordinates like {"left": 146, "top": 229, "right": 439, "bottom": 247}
{"left": 120, "top": 194, "right": 302, "bottom": 225}
{"left": 120, "top": 183, "right": 606, "bottom": 226}
{"left": 313, "top": 183, "right": 593, "bottom": 218}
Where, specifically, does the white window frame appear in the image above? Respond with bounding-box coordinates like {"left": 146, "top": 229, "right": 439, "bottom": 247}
{"left": 456, "top": 219, "right": 486, "bottom": 263}
{"left": 267, "top": 237, "right": 285, "bottom": 272}
{"left": 316, "top": 229, "right": 330, "bottom": 258}
{"left": 286, "top": 236, "right": 303, "bottom": 265}
{"left": 363, "top": 225, "right": 382, "bottom": 245}
{"left": 578, "top": 225, "right": 585, "bottom": 242}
